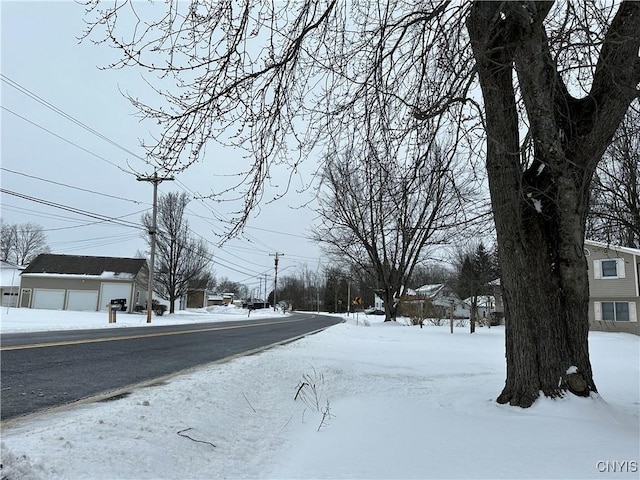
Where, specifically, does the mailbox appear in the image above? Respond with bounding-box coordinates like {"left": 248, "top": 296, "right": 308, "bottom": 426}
{"left": 110, "top": 298, "right": 127, "bottom": 311}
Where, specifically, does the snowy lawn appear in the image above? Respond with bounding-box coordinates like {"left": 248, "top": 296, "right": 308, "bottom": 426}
{"left": 1, "top": 307, "right": 638, "bottom": 479}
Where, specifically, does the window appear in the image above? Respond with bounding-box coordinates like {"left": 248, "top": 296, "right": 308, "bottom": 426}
{"left": 598, "top": 302, "right": 632, "bottom": 321}
{"left": 601, "top": 302, "right": 615, "bottom": 321}
{"left": 593, "top": 259, "right": 626, "bottom": 279}
{"left": 601, "top": 260, "right": 618, "bottom": 277}
{"left": 615, "top": 302, "right": 630, "bottom": 321}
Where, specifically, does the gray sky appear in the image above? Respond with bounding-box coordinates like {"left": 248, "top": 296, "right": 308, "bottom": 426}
{"left": 0, "top": 1, "right": 324, "bottom": 292}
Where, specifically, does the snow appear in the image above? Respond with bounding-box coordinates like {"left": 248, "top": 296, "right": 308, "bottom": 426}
{"left": 19, "top": 272, "right": 136, "bottom": 280}
{"left": 1, "top": 307, "right": 639, "bottom": 479}
{"left": 0, "top": 305, "right": 275, "bottom": 333}
{"left": 532, "top": 198, "right": 543, "bottom": 213}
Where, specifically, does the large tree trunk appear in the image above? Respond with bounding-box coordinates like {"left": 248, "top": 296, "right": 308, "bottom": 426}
{"left": 379, "top": 287, "right": 398, "bottom": 322}
{"left": 467, "top": 1, "right": 640, "bottom": 407}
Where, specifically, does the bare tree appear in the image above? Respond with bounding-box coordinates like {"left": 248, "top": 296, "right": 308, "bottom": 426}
{"left": 270, "top": 265, "right": 323, "bottom": 311}
{"left": 2, "top": 222, "right": 50, "bottom": 265}
{"left": 587, "top": 107, "right": 640, "bottom": 248}
{"left": 0, "top": 220, "right": 16, "bottom": 262}
{"left": 409, "top": 263, "right": 456, "bottom": 290}
{"left": 142, "top": 192, "right": 214, "bottom": 313}
{"left": 83, "top": 1, "right": 640, "bottom": 407}
{"left": 216, "top": 277, "right": 250, "bottom": 301}
{"left": 322, "top": 266, "right": 349, "bottom": 314}
{"left": 314, "top": 133, "right": 472, "bottom": 321}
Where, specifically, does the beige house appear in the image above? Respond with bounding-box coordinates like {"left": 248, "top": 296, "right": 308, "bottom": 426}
{"left": 19, "top": 254, "right": 148, "bottom": 312}
{"left": 183, "top": 290, "right": 235, "bottom": 309}
{"left": 586, "top": 240, "right": 639, "bottom": 336}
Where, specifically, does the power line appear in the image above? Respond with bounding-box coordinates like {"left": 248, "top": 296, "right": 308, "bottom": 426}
{"left": 246, "top": 224, "right": 311, "bottom": 240}
{"left": 2, "top": 77, "right": 272, "bottom": 281}
{"left": 0, "top": 189, "right": 145, "bottom": 231}
{"left": 1, "top": 106, "right": 125, "bottom": 170}
{"left": 172, "top": 178, "right": 283, "bottom": 252}
{"left": 1, "top": 76, "right": 320, "bottom": 280}
{"left": 50, "top": 233, "right": 143, "bottom": 253}
{"left": 1, "top": 167, "right": 147, "bottom": 205}
{"left": 169, "top": 179, "right": 290, "bottom": 274}
{"left": 0, "top": 73, "right": 146, "bottom": 162}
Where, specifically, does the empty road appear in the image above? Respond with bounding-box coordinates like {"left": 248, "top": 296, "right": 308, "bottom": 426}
{"left": 1, "top": 313, "right": 341, "bottom": 421}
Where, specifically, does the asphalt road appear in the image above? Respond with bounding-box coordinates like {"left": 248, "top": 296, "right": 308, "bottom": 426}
{"left": 0, "top": 313, "right": 342, "bottom": 422}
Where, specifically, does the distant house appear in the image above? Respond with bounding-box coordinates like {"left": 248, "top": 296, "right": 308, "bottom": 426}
{"left": 1, "top": 261, "right": 24, "bottom": 307}
{"left": 411, "top": 284, "right": 469, "bottom": 318}
{"left": 208, "top": 292, "right": 234, "bottom": 307}
{"left": 384, "top": 284, "right": 468, "bottom": 318}
{"left": 585, "top": 240, "right": 639, "bottom": 336}
{"left": 19, "top": 254, "right": 148, "bottom": 312}
{"left": 463, "top": 295, "right": 497, "bottom": 321}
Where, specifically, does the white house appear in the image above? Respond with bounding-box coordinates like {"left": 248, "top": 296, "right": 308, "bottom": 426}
{"left": 463, "top": 295, "right": 497, "bottom": 321}
{"left": 0, "top": 260, "right": 23, "bottom": 307}
{"left": 412, "top": 284, "right": 469, "bottom": 317}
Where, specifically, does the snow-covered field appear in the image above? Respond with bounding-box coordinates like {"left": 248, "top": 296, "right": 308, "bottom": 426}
{"left": 1, "top": 307, "right": 638, "bottom": 479}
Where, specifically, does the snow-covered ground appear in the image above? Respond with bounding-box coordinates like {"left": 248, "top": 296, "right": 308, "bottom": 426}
{"left": 1, "top": 307, "right": 638, "bottom": 479}
{"left": 0, "top": 304, "right": 280, "bottom": 333}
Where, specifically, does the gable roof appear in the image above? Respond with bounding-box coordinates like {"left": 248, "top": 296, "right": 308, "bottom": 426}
{"left": 22, "top": 254, "right": 147, "bottom": 277}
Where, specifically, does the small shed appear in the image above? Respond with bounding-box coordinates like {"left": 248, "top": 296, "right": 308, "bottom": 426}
{"left": 186, "top": 289, "right": 209, "bottom": 309}
{"left": 19, "top": 254, "right": 148, "bottom": 312}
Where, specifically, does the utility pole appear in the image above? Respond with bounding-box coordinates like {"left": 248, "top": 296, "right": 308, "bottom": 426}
{"left": 263, "top": 273, "right": 268, "bottom": 308}
{"left": 270, "top": 252, "right": 283, "bottom": 311}
{"left": 137, "top": 171, "right": 174, "bottom": 323}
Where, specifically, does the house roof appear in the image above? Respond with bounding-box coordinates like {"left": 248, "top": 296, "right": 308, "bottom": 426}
{"left": 1, "top": 260, "right": 23, "bottom": 270}
{"left": 22, "top": 254, "right": 147, "bottom": 277}
{"left": 415, "top": 284, "right": 445, "bottom": 297}
{"left": 463, "top": 295, "right": 496, "bottom": 306}
{"left": 585, "top": 239, "right": 640, "bottom": 257}
{"left": 0, "top": 261, "right": 24, "bottom": 287}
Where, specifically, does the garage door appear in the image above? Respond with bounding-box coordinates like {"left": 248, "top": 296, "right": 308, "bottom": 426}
{"left": 2, "top": 291, "right": 19, "bottom": 308}
{"left": 67, "top": 290, "right": 99, "bottom": 311}
{"left": 100, "top": 283, "right": 133, "bottom": 311}
{"left": 32, "top": 289, "right": 65, "bottom": 310}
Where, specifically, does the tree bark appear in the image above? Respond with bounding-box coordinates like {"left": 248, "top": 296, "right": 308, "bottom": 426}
{"left": 467, "top": 1, "right": 640, "bottom": 407}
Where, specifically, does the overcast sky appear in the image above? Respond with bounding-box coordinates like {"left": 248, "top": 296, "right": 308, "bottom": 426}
{"left": 1, "top": 1, "right": 325, "bottom": 293}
